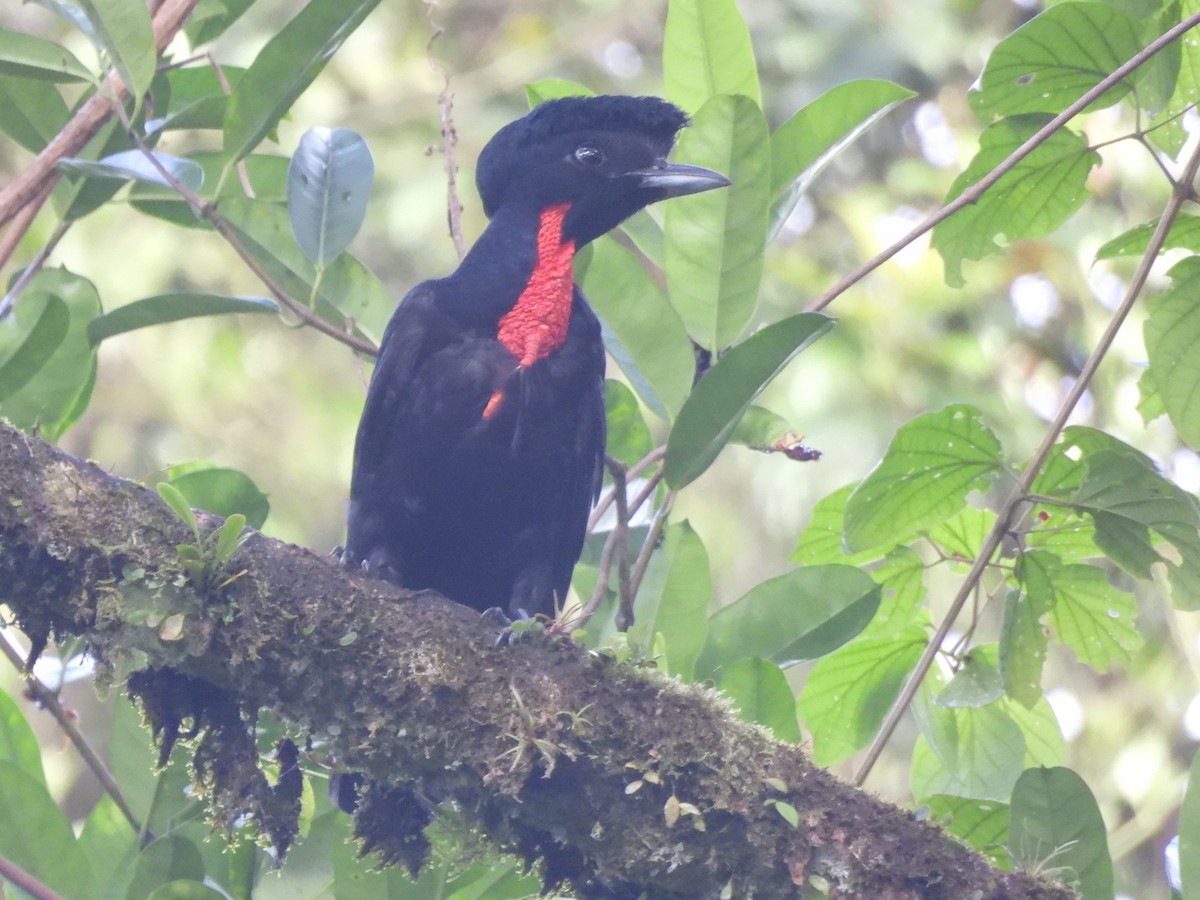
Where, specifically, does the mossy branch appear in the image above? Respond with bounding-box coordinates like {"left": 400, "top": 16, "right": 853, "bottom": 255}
{"left": 0, "top": 421, "right": 1072, "bottom": 899}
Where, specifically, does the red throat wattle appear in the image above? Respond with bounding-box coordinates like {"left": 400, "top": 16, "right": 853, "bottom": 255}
{"left": 483, "top": 203, "right": 576, "bottom": 419}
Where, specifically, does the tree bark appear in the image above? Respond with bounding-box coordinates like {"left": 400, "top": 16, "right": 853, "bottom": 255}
{"left": 0, "top": 421, "right": 1073, "bottom": 899}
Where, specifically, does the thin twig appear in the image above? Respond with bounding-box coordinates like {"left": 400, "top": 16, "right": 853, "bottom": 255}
{"left": 0, "top": 634, "right": 142, "bottom": 833}
{"left": 424, "top": 0, "right": 466, "bottom": 259}
{"left": 587, "top": 445, "right": 666, "bottom": 533}
{"left": 807, "top": 9, "right": 1200, "bottom": 314}
{"left": 609, "top": 457, "right": 635, "bottom": 631}
{"left": 628, "top": 489, "right": 675, "bottom": 602}
{"left": 576, "top": 528, "right": 620, "bottom": 630}
{"left": 0, "top": 178, "right": 57, "bottom": 280}
{"left": 852, "top": 124, "right": 1200, "bottom": 788}
{"left": 0, "top": 219, "right": 71, "bottom": 319}
{"left": 0, "top": 851, "right": 66, "bottom": 900}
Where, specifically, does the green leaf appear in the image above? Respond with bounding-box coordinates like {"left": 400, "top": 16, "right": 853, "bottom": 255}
{"left": 147, "top": 65, "right": 248, "bottom": 134}
{"left": 729, "top": 405, "right": 791, "bottom": 451}
{"left": 628, "top": 523, "right": 712, "bottom": 678}
{"left": 697, "top": 564, "right": 880, "bottom": 677}
{"left": 1000, "top": 587, "right": 1049, "bottom": 708}
{"left": 0, "top": 762, "right": 89, "bottom": 898}
{"left": 1146, "top": 256, "right": 1200, "bottom": 447}
{"left": 76, "top": 0, "right": 155, "bottom": 100}
{"left": 1008, "top": 695, "right": 1065, "bottom": 770}
{"left": 0, "top": 74, "right": 70, "bottom": 152}
{"left": 576, "top": 237, "right": 694, "bottom": 421}
{"left": 970, "top": 2, "right": 1143, "bottom": 119}
{"left": 130, "top": 152, "right": 289, "bottom": 227}
{"left": 0, "top": 294, "right": 70, "bottom": 403}
{"left": 932, "top": 116, "right": 1098, "bottom": 287}
{"left": 664, "top": 93, "right": 770, "bottom": 351}
{"left": 662, "top": 0, "right": 761, "bottom": 114}
{"left": 1181, "top": 748, "right": 1200, "bottom": 900}
{"left": 58, "top": 149, "right": 205, "bottom": 192}
{"left": 0, "top": 690, "right": 47, "bottom": 788}
{"left": 718, "top": 658, "right": 801, "bottom": 742}
{"left": 148, "top": 882, "right": 228, "bottom": 900}
{"left": 1018, "top": 550, "right": 1142, "bottom": 672}
{"left": 861, "top": 546, "right": 929, "bottom": 638}
{"left": 216, "top": 514, "right": 249, "bottom": 563}
{"left": 77, "top": 795, "right": 139, "bottom": 895}
{"left": 929, "top": 507, "right": 997, "bottom": 563}
{"left": 792, "top": 483, "right": 886, "bottom": 566}
{"left": 185, "top": 0, "right": 255, "bottom": 46}
{"left": 88, "top": 293, "right": 279, "bottom": 345}
{"left": 524, "top": 78, "right": 594, "bottom": 105}
{"left": 926, "top": 795, "right": 1011, "bottom": 864}
{"left": 912, "top": 701, "right": 1026, "bottom": 803}
{"left": 1095, "top": 213, "right": 1200, "bottom": 260}
{"left": 0, "top": 267, "right": 100, "bottom": 440}
{"left": 664, "top": 312, "right": 832, "bottom": 488}
{"left": 157, "top": 481, "right": 199, "bottom": 537}
{"left": 937, "top": 647, "right": 1005, "bottom": 708}
{"left": 0, "top": 28, "right": 92, "bottom": 82}
{"left": 797, "top": 628, "right": 925, "bottom": 766}
{"left": 844, "top": 404, "right": 1004, "bottom": 552}
{"left": 603, "top": 380, "right": 653, "bottom": 466}
{"left": 167, "top": 465, "right": 270, "bottom": 530}
{"left": 287, "top": 127, "right": 374, "bottom": 267}
{"left": 127, "top": 836, "right": 206, "bottom": 900}
{"left": 218, "top": 197, "right": 392, "bottom": 342}
{"left": 1008, "top": 767, "right": 1113, "bottom": 899}
{"left": 223, "top": 0, "right": 382, "bottom": 162}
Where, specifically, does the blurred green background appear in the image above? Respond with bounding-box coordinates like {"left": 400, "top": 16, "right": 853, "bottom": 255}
{"left": 1, "top": 0, "right": 1195, "bottom": 895}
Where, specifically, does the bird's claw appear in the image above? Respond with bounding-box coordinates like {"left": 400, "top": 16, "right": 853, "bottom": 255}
{"left": 481, "top": 607, "right": 546, "bottom": 646}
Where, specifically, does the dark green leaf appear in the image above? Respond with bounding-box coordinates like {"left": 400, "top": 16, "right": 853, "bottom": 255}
{"left": 77, "top": 796, "right": 139, "bottom": 896}
{"left": 167, "top": 465, "right": 270, "bottom": 530}
{"left": 1018, "top": 550, "right": 1141, "bottom": 672}
{"left": 937, "top": 647, "right": 1005, "bottom": 708}
{"left": 0, "top": 268, "right": 100, "bottom": 440}
{"left": 147, "top": 882, "right": 228, "bottom": 900}
{"left": 223, "top": 0, "right": 382, "bottom": 162}
{"left": 1181, "top": 749, "right": 1200, "bottom": 900}
{"left": 58, "top": 149, "right": 204, "bottom": 191}
{"left": 287, "top": 127, "right": 374, "bottom": 266}
{"left": 185, "top": 0, "right": 255, "bottom": 46}
{"left": 662, "top": 0, "right": 760, "bottom": 114}
{"left": 0, "top": 690, "right": 47, "bottom": 787}
{"left": 0, "top": 74, "right": 69, "bottom": 152}
{"left": 1145, "top": 256, "right": 1200, "bottom": 447}
{"left": 147, "top": 65, "right": 247, "bottom": 134}
{"left": 926, "top": 795, "right": 1011, "bottom": 865}
{"left": 844, "top": 404, "right": 1004, "bottom": 552}
{"left": 933, "top": 116, "right": 1098, "bottom": 287}
{"left": 665, "top": 312, "right": 832, "bottom": 488}
{"left": 76, "top": 0, "right": 155, "bottom": 100}
{"left": 1000, "top": 587, "right": 1048, "bottom": 708}
{"left": 0, "top": 28, "right": 92, "bottom": 82}
{"left": 1095, "top": 213, "right": 1200, "bottom": 260}
{"left": 603, "top": 380, "right": 654, "bottom": 467}
{"left": 0, "top": 294, "right": 69, "bottom": 403}
{"left": 88, "top": 293, "right": 278, "bottom": 345}
{"left": 718, "top": 658, "right": 801, "bottom": 742}
{"left": 0, "top": 762, "right": 89, "bottom": 898}
{"left": 127, "top": 836, "right": 206, "bottom": 900}
{"left": 665, "top": 94, "right": 769, "bottom": 351}
{"left": 696, "top": 564, "right": 880, "bottom": 678}
{"left": 798, "top": 628, "right": 926, "bottom": 766}
{"left": 627, "top": 522, "right": 712, "bottom": 679}
{"left": 1008, "top": 767, "right": 1113, "bottom": 899}
{"left": 970, "top": 2, "right": 1142, "bottom": 119}
{"left": 577, "top": 237, "right": 694, "bottom": 421}
{"left": 157, "top": 482, "right": 199, "bottom": 536}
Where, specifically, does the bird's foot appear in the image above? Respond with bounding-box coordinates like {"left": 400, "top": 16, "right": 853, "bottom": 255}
{"left": 481, "top": 607, "right": 546, "bottom": 646}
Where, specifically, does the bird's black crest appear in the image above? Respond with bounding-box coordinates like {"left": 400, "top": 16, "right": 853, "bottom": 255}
{"left": 477, "top": 95, "right": 689, "bottom": 216}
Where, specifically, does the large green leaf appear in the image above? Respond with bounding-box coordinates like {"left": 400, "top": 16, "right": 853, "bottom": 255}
{"left": 861, "top": 546, "right": 929, "bottom": 638}
{"left": 792, "top": 482, "right": 885, "bottom": 566}
{"left": 911, "top": 700, "right": 1026, "bottom": 803}
{"left": 843, "top": 404, "right": 1004, "bottom": 552}
{"left": 76, "top": 0, "right": 156, "bottom": 101}
{"left": 577, "top": 237, "right": 694, "bottom": 421}
{"left": 0, "top": 761, "right": 89, "bottom": 898}
{"left": 932, "top": 116, "right": 1098, "bottom": 287}
{"left": 0, "top": 74, "right": 70, "bottom": 152}
{"left": 0, "top": 691, "right": 47, "bottom": 788}
{"left": 88, "top": 293, "right": 279, "bottom": 345}
{"left": 167, "top": 464, "right": 270, "bottom": 530}
{"left": 1145, "top": 256, "right": 1200, "bottom": 447}
{"left": 0, "top": 294, "right": 69, "bottom": 403}
{"left": 0, "top": 268, "right": 100, "bottom": 440}
{"left": 718, "top": 658, "right": 801, "bottom": 742}
{"left": 1095, "top": 213, "right": 1200, "bottom": 260}
{"left": 218, "top": 196, "right": 392, "bottom": 343}
{"left": 999, "top": 586, "right": 1048, "bottom": 708}
{"left": 696, "top": 564, "right": 880, "bottom": 678}
{"left": 970, "top": 2, "right": 1143, "bottom": 120}
{"left": 664, "top": 93, "right": 770, "bottom": 351}
{"left": 602, "top": 379, "right": 653, "bottom": 466}
{"left": 926, "top": 795, "right": 1011, "bottom": 865}
{"left": 287, "top": 127, "right": 374, "bottom": 267}
{"left": 626, "top": 522, "right": 712, "bottom": 679}
{"left": 664, "top": 312, "right": 832, "bottom": 489}
{"left": 797, "top": 628, "right": 926, "bottom": 766}
{"left": 185, "top": 0, "right": 256, "bottom": 46}
{"left": 77, "top": 796, "right": 140, "bottom": 897}
{"left": 1017, "top": 550, "right": 1142, "bottom": 672}
{"left": 1008, "top": 767, "right": 1113, "bottom": 899}
{"left": 126, "top": 836, "right": 207, "bottom": 900}
{"left": 130, "top": 152, "right": 290, "bottom": 227}
{"left": 1181, "top": 748, "right": 1200, "bottom": 900}
{"left": 662, "top": 0, "right": 760, "bottom": 114}
{"left": 223, "top": 0, "right": 381, "bottom": 163}
{"left": 0, "top": 27, "right": 92, "bottom": 82}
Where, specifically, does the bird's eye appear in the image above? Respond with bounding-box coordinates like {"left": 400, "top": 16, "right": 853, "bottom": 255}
{"left": 573, "top": 145, "right": 605, "bottom": 167}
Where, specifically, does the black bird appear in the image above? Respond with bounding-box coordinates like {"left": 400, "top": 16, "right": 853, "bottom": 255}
{"left": 344, "top": 95, "right": 729, "bottom": 621}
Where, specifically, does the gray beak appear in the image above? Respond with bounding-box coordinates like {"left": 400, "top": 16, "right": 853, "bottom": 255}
{"left": 635, "top": 162, "right": 731, "bottom": 198}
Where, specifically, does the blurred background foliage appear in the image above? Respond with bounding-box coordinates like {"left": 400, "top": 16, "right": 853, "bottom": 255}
{"left": 1, "top": 0, "right": 1196, "bottom": 896}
